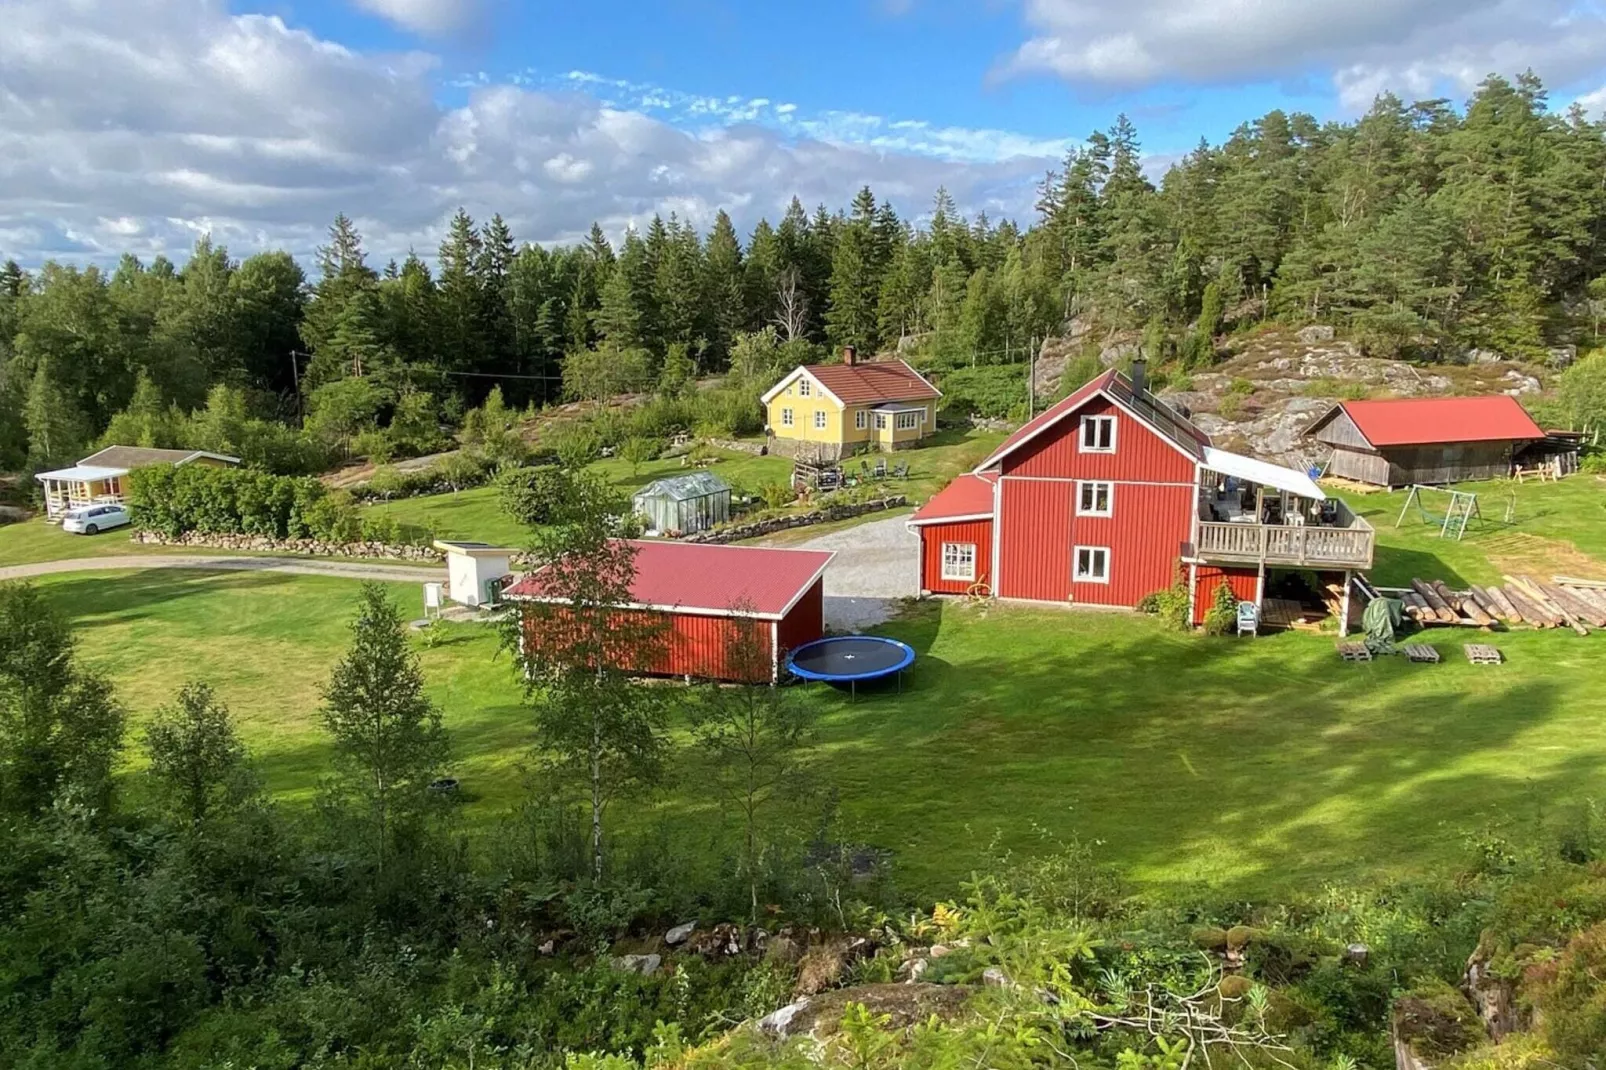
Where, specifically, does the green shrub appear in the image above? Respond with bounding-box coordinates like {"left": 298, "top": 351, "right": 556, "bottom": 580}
{"left": 126, "top": 464, "right": 370, "bottom": 544}
{"left": 938, "top": 365, "right": 1029, "bottom": 421}
{"left": 1227, "top": 377, "right": 1255, "bottom": 396}
{"left": 1203, "top": 580, "right": 1239, "bottom": 636}
{"left": 1142, "top": 573, "right": 1192, "bottom": 631}
{"left": 498, "top": 465, "right": 574, "bottom": 528}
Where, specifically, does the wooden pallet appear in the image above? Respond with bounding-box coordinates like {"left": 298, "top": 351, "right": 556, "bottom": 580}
{"left": 1463, "top": 643, "right": 1503, "bottom": 665}
{"left": 1336, "top": 641, "right": 1373, "bottom": 662}
{"left": 1402, "top": 643, "right": 1441, "bottom": 664}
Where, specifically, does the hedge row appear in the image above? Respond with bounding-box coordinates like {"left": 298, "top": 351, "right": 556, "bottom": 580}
{"left": 126, "top": 464, "right": 432, "bottom": 546}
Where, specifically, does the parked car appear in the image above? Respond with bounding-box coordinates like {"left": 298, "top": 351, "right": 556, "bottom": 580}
{"left": 61, "top": 503, "right": 131, "bottom": 535}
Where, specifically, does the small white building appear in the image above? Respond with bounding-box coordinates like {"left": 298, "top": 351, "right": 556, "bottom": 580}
{"left": 434, "top": 541, "right": 515, "bottom": 607}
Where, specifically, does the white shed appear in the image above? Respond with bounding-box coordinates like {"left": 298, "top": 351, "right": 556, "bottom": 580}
{"left": 434, "top": 541, "right": 515, "bottom": 607}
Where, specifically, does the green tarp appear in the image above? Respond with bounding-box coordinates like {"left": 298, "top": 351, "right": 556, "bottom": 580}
{"left": 1362, "top": 597, "right": 1405, "bottom": 655}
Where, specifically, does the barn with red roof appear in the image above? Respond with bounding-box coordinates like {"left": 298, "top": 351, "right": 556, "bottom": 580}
{"left": 910, "top": 363, "right": 1377, "bottom": 629}
{"left": 504, "top": 541, "right": 834, "bottom": 684}
{"left": 1304, "top": 395, "right": 1546, "bottom": 487}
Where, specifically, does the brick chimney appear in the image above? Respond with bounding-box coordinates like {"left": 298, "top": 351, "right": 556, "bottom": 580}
{"left": 842, "top": 345, "right": 858, "bottom": 366}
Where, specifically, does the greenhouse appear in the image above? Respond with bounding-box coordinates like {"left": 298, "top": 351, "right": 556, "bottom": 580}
{"left": 631, "top": 471, "right": 732, "bottom": 535}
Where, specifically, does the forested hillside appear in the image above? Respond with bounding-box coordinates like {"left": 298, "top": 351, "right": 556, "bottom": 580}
{"left": 2, "top": 72, "right": 1605, "bottom": 476}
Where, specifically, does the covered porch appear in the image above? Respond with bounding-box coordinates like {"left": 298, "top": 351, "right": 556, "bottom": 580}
{"left": 34, "top": 465, "right": 129, "bottom": 521}
{"left": 869, "top": 404, "right": 926, "bottom": 450}
{"left": 1193, "top": 447, "right": 1374, "bottom": 570}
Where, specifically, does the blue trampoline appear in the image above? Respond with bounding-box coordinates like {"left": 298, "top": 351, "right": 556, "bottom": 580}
{"left": 787, "top": 636, "right": 915, "bottom": 698}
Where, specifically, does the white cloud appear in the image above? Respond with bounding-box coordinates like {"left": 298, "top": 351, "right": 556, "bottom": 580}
{"left": 1575, "top": 84, "right": 1606, "bottom": 118}
{"left": 0, "top": 0, "right": 1052, "bottom": 266}
{"left": 1002, "top": 0, "right": 1606, "bottom": 110}
{"left": 350, "top": 0, "right": 480, "bottom": 36}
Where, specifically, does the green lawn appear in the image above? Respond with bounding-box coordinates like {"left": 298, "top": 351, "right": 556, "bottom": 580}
{"left": 363, "top": 429, "right": 1005, "bottom": 546}
{"left": 0, "top": 519, "right": 182, "bottom": 567}
{"left": 31, "top": 554, "right": 1606, "bottom": 899}
{"left": 1345, "top": 476, "right": 1606, "bottom": 588}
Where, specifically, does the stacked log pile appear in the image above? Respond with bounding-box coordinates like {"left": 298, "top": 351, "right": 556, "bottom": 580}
{"left": 1389, "top": 575, "right": 1606, "bottom": 635}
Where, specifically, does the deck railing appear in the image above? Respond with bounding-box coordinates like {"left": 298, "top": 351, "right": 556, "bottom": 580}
{"left": 1195, "top": 501, "right": 1374, "bottom": 569}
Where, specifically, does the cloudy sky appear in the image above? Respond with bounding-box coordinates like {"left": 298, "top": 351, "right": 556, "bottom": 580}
{"left": 2, "top": 0, "right": 1603, "bottom": 267}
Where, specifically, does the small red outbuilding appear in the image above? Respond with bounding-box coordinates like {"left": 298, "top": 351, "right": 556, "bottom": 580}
{"left": 503, "top": 540, "right": 834, "bottom": 684}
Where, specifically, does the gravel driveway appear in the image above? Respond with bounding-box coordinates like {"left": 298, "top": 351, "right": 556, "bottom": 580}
{"left": 777, "top": 514, "right": 921, "bottom": 631}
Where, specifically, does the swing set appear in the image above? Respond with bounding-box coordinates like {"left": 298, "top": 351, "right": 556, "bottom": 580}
{"left": 1395, "top": 484, "right": 1482, "bottom": 541}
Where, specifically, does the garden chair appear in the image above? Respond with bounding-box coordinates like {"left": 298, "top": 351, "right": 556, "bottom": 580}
{"left": 873, "top": 458, "right": 888, "bottom": 479}
{"left": 892, "top": 461, "right": 910, "bottom": 480}
{"left": 1236, "top": 601, "right": 1260, "bottom": 637}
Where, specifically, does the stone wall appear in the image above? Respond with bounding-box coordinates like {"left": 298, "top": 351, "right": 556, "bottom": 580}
{"left": 684, "top": 496, "right": 907, "bottom": 544}
{"left": 703, "top": 437, "right": 769, "bottom": 456}
{"left": 131, "top": 530, "right": 443, "bottom": 562}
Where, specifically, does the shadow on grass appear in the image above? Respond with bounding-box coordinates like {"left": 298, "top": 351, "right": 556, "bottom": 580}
{"left": 1368, "top": 544, "right": 1472, "bottom": 588}
{"left": 31, "top": 568, "right": 298, "bottom": 628}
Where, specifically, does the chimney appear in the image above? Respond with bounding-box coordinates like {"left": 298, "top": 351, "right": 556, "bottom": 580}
{"left": 1130, "top": 357, "right": 1148, "bottom": 398}
{"left": 842, "top": 345, "right": 858, "bottom": 367}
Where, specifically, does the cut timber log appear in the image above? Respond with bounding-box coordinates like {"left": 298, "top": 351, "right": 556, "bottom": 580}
{"left": 1401, "top": 592, "right": 1433, "bottom": 623}
{"left": 1555, "top": 576, "right": 1606, "bottom": 590}
{"left": 1506, "top": 576, "right": 1564, "bottom": 621}
{"left": 1497, "top": 584, "right": 1552, "bottom": 628}
{"left": 1543, "top": 583, "right": 1606, "bottom": 628}
{"left": 1485, "top": 585, "right": 1523, "bottom": 623}
{"left": 1467, "top": 585, "right": 1508, "bottom": 623}
{"left": 1513, "top": 575, "right": 1590, "bottom": 636}
{"left": 1411, "top": 579, "right": 1459, "bottom": 624}
{"left": 1436, "top": 581, "right": 1494, "bottom": 627}
{"left": 1562, "top": 584, "right": 1606, "bottom": 617}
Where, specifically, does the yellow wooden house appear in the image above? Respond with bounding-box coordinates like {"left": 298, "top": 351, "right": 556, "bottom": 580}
{"left": 761, "top": 348, "right": 941, "bottom": 454}
{"left": 34, "top": 446, "right": 239, "bottom": 520}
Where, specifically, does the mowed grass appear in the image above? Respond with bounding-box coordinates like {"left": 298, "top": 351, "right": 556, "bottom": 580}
{"left": 32, "top": 562, "right": 1606, "bottom": 898}
{"left": 0, "top": 519, "right": 184, "bottom": 566}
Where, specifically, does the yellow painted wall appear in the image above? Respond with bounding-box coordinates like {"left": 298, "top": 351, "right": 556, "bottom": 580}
{"left": 767, "top": 377, "right": 936, "bottom": 447}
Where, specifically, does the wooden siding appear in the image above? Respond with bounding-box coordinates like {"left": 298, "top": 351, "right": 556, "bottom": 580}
{"left": 1002, "top": 396, "right": 1196, "bottom": 483}
{"left": 1326, "top": 446, "right": 1391, "bottom": 486}
{"left": 996, "top": 478, "right": 1075, "bottom": 602}
{"left": 1383, "top": 442, "right": 1513, "bottom": 486}
{"left": 1309, "top": 408, "right": 1372, "bottom": 449}
{"left": 1067, "top": 482, "right": 1194, "bottom": 607}
{"left": 1192, "top": 565, "right": 1259, "bottom": 626}
{"left": 522, "top": 606, "right": 779, "bottom": 683}
{"left": 919, "top": 519, "right": 994, "bottom": 595}
{"left": 776, "top": 580, "right": 825, "bottom": 658}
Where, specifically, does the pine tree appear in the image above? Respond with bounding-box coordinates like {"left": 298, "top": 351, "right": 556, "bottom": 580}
{"left": 744, "top": 218, "right": 781, "bottom": 331}
{"left": 23, "top": 361, "right": 88, "bottom": 468}
{"left": 437, "top": 209, "right": 486, "bottom": 377}
{"left": 704, "top": 210, "right": 746, "bottom": 365}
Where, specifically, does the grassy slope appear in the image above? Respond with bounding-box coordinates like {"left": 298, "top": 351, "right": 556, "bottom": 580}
{"left": 0, "top": 520, "right": 185, "bottom": 566}
{"left": 34, "top": 494, "right": 1606, "bottom": 897}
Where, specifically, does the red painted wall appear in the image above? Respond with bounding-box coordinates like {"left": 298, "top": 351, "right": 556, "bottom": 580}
{"left": 1002, "top": 396, "right": 1196, "bottom": 483}
{"left": 919, "top": 519, "right": 995, "bottom": 594}
{"left": 996, "top": 478, "right": 1075, "bottom": 601}
{"left": 1066, "top": 482, "right": 1195, "bottom": 607}
{"left": 1191, "top": 565, "right": 1260, "bottom": 626}
{"left": 776, "top": 579, "right": 825, "bottom": 658}
{"left": 523, "top": 606, "right": 777, "bottom": 683}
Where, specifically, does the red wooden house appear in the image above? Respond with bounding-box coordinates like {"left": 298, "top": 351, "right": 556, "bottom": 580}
{"left": 910, "top": 366, "right": 1376, "bottom": 627}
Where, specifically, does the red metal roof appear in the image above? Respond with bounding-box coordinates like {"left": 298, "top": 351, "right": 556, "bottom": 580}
{"left": 802, "top": 360, "right": 940, "bottom": 405}
{"left": 909, "top": 472, "right": 996, "bottom": 525}
{"left": 1337, "top": 396, "right": 1545, "bottom": 447}
{"left": 503, "top": 540, "right": 835, "bottom": 619}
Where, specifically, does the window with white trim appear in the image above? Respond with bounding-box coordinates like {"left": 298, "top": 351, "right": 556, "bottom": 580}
{"left": 813, "top": 410, "right": 827, "bottom": 430}
{"left": 781, "top": 407, "right": 794, "bottom": 427}
{"left": 873, "top": 412, "right": 889, "bottom": 431}
{"left": 896, "top": 411, "right": 919, "bottom": 431}
{"left": 941, "top": 542, "right": 977, "bottom": 581}
{"left": 798, "top": 379, "right": 811, "bottom": 397}
{"left": 855, "top": 409, "right": 868, "bottom": 430}
{"left": 1076, "top": 480, "right": 1113, "bottom": 517}
{"left": 1080, "top": 415, "right": 1116, "bottom": 453}
{"left": 1074, "top": 546, "right": 1110, "bottom": 583}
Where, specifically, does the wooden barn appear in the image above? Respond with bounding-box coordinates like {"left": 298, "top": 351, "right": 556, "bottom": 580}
{"left": 909, "top": 363, "right": 1375, "bottom": 629}
{"left": 503, "top": 541, "right": 834, "bottom": 684}
{"left": 1303, "top": 396, "right": 1546, "bottom": 488}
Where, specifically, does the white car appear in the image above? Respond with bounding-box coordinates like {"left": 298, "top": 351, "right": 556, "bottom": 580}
{"left": 61, "top": 503, "right": 131, "bottom": 535}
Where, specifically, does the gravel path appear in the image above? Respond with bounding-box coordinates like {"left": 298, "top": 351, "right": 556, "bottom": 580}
{"left": 778, "top": 514, "right": 921, "bottom": 631}
{"left": 0, "top": 554, "right": 445, "bottom": 585}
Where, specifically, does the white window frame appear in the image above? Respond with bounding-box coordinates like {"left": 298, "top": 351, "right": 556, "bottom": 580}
{"left": 1080, "top": 415, "right": 1117, "bottom": 453}
{"left": 781, "top": 407, "right": 794, "bottom": 427}
{"left": 798, "top": 378, "right": 812, "bottom": 398}
{"left": 813, "top": 410, "right": 827, "bottom": 430}
{"left": 896, "top": 411, "right": 919, "bottom": 431}
{"left": 855, "top": 409, "right": 868, "bottom": 430}
{"left": 941, "top": 542, "right": 977, "bottom": 582}
{"left": 1076, "top": 480, "right": 1114, "bottom": 518}
{"left": 1074, "top": 545, "right": 1110, "bottom": 584}
{"left": 874, "top": 412, "right": 889, "bottom": 431}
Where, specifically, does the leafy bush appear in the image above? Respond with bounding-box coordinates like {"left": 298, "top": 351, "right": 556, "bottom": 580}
{"left": 347, "top": 452, "right": 496, "bottom": 503}
{"left": 1141, "top": 572, "right": 1192, "bottom": 631}
{"left": 498, "top": 465, "right": 574, "bottom": 528}
{"left": 1202, "top": 580, "right": 1239, "bottom": 636}
{"left": 938, "top": 365, "right": 1028, "bottom": 420}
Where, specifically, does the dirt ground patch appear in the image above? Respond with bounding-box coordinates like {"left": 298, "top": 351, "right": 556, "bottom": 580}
{"left": 772, "top": 515, "right": 921, "bottom": 631}
{"left": 1482, "top": 532, "right": 1606, "bottom": 581}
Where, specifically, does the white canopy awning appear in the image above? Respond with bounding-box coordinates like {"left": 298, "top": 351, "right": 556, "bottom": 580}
{"left": 34, "top": 465, "right": 129, "bottom": 483}
{"left": 1202, "top": 447, "right": 1327, "bottom": 501}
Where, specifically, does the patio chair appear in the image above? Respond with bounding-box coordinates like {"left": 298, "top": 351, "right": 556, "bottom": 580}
{"left": 892, "top": 461, "right": 910, "bottom": 480}
{"left": 873, "top": 458, "right": 888, "bottom": 479}
{"left": 1236, "top": 601, "right": 1260, "bottom": 637}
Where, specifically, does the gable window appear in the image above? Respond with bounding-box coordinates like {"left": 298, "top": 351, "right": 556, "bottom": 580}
{"left": 941, "top": 542, "right": 976, "bottom": 582}
{"left": 781, "top": 408, "right": 794, "bottom": 427}
{"left": 1077, "top": 481, "right": 1113, "bottom": 517}
{"left": 814, "top": 410, "right": 827, "bottom": 430}
{"left": 1080, "top": 415, "right": 1116, "bottom": 453}
{"left": 855, "top": 409, "right": 868, "bottom": 430}
{"left": 1074, "top": 546, "right": 1110, "bottom": 584}
{"left": 798, "top": 379, "right": 811, "bottom": 397}
{"left": 896, "top": 411, "right": 919, "bottom": 431}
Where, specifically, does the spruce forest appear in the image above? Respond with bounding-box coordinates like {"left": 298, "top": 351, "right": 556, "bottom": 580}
{"left": 3, "top": 73, "right": 1605, "bottom": 473}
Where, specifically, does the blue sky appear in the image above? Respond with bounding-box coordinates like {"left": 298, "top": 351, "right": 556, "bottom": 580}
{"left": 1, "top": 0, "right": 1603, "bottom": 265}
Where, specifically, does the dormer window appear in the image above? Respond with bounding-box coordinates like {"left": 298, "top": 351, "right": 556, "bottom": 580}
{"left": 1080, "top": 415, "right": 1116, "bottom": 453}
